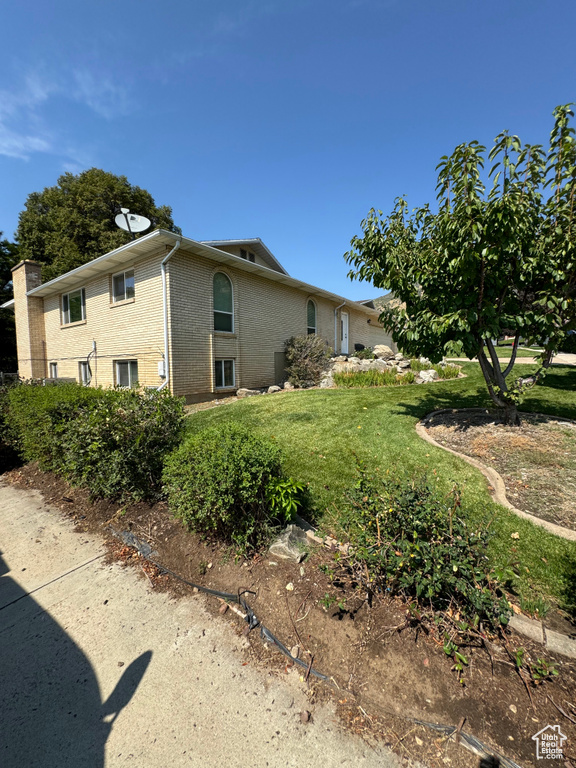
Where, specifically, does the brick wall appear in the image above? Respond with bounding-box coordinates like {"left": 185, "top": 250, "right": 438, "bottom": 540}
{"left": 12, "top": 261, "right": 46, "bottom": 379}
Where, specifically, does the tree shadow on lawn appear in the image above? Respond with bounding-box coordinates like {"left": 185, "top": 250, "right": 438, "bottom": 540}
{"left": 392, "top": 385, "right": 492, "bottom": 423}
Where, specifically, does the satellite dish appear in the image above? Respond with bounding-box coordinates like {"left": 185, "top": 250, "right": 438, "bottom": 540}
{"left": 115, "top": 209, "right": 151, "bottom": 239}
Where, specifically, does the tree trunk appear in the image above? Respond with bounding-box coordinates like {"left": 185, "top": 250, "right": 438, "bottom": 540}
{"left": 501, "top": 404, "right": 521, "bottom": 426}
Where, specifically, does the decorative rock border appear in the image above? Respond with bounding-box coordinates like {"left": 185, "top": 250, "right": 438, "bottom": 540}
{"left": 416, "top": 408, "right": 576, "bottom": 543}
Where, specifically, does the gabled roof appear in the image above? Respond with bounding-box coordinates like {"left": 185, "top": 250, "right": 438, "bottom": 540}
{"left": 200, "top": 238, "right": 289, "bottom": 275}
{"left": 25, "top": 229, "right": 382, "bottom": 318}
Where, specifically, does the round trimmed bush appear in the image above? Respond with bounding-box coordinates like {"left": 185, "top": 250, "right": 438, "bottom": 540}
{"left": 163, "top": 423, "right": 287, "bottom": 551}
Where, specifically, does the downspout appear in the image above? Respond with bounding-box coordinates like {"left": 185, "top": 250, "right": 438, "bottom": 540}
{"left": 158, "top": 237, "right": 182, "bottom": 391}
{"left": 334, "top": 301, "right": 346, "bottom": 353}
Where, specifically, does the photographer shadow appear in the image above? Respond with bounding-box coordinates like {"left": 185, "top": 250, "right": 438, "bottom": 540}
{"left": 0, "top": 549, "right": 151, "bottom": 767}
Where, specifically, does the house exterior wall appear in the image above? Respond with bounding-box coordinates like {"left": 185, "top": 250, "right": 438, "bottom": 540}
{"left": 14, "top": 241, "right": 395, "bottom": 396}
{"left": 41, "top": 248, "right": 167, "bottom": 388}
{"left": 167, "top": 249, "right": 395, "bottom": 400}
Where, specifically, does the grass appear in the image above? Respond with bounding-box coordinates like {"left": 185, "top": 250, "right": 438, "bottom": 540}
{"left": 184, "top": 363, "right": 576, "bottom": 615}
{"left": 490, "top": 346, "right": 543, "bottom": 359}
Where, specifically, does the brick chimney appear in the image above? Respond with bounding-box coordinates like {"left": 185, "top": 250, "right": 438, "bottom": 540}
{"left": 12, "top": 261, "right": 46, "bottom": 379}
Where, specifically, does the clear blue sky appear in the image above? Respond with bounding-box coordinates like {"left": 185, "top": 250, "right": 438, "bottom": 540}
{"left": 1, "top": 0, "right": 574, "bottom": 299}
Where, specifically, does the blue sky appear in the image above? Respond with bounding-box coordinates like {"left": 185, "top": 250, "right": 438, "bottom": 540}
{"left": 1, "top": 0, "right": 574, "bottom": 299}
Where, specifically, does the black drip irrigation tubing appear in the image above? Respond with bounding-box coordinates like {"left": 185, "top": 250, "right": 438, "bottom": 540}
{"left": 110, "top": 528, "right": 328, "bottom": 680}
{"left": 110, "top": 527, "right": 525, "bottom": 768}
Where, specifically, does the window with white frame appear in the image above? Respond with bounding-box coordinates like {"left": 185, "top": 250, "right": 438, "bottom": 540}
{"left": 62, "top": 288, "right": 85, "bottom": 324}
{"left": 112, "top": 269, "right": 135, "bottom": 303}
{"left": 307, "top": 299, "right": 317, "bottom": 335}
{"left": 49, "top": 362, "right": 58, "bottom": 378}
{"left": 213, "top": 272, "right": 233, "bottom": 332}
{"left": 78, "top": 361, "right": 90, "bottom": 385}
{"left": 214, "top": 359, "right": 235, "bottom": 389}
{"left": 115, "top": 360, "right": 138, "bottom": 388}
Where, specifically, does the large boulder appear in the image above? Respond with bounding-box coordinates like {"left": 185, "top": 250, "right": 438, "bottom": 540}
{"left": 419, "top": 369, "right": 439, "bottom": 383}
{"left": 373, "top": 345, "right": 395, "bottom": 360}
{"left": 236, "top": 388, "right": 261, "bottom": 398}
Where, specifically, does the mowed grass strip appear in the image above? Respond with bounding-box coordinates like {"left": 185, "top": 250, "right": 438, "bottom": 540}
{"left": 184, "top": 364, "right": 576, "bottom": 613}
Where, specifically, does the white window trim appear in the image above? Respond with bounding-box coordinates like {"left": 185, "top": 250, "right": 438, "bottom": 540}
{"left": 213, "top": 272, "right": 234, "bottom": 333}
{"left": 214, "top": 359, "right": 235, "bottom": 389}
{"left": 307, "top": 299, "right": 317, "bottom": 335}
{"left": 114, "top": 360, "right": 139, "bottom": 388}
{"left": 49, "top": 362, "right": 58, "bottom": 378}
{"left": 111, "top": 268, "right": 135, "bottom": 304}
{"left": 61, "top": 288, "right": 86, "bottom": 325}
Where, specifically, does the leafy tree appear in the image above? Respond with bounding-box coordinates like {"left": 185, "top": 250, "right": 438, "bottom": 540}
{"left": 345, "top": 105, "right": 576, "bottom": 425}
{"left": 16, "top": 168, "right": 181, "bottom": 282}
{"left": 0, "top": 234, "right": 19, "bottom": 370}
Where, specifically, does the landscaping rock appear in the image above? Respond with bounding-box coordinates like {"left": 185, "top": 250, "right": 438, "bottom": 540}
{"left": 397, "top": 359, "right": 411, "bottom": 369}
{"left": 269, "top": 524, "right": 309, "bottom": 562}
{"left": 319, "top": 376, "right": 334, "bottom": 388}
{"left": 395, "top": 352, "right": 404, "bottom": 360}
{"left": 419, "top": 356, "right": 431, "bottom": 366}
{"left": 283, "top": 381, "right": 295, "bottom": 390}
{"left": 267, "top": 385, "right": 282, "bottom": 393}
{"left": 373, "top": 345, "right": 395, "bottom": 360}
{"left": 419, "top": 369, "right": 439, "bottom": 382}
{"left": 236, "top": 388, "right": 261, "bottom": 398}
{"left": 332, "top": 355, "right": 347, "bottom": 362}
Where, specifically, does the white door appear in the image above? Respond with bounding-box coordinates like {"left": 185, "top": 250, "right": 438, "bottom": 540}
{"left": 341, "top": 312, "right": 349, "bottom": 354}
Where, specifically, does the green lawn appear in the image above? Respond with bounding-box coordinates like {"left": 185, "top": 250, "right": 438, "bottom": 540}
{"left": 184, "top": 363, "right": 576, "bottom": 613}
{"left": 489, "top": 346, "right": 543, "bottom": 359}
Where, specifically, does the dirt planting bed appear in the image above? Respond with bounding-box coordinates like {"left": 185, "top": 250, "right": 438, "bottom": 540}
{"left": 426, "top": 410, "right": 576, "bottom": 533}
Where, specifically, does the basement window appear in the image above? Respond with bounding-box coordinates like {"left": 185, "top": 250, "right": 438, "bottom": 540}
{"left": 115, "top": 360, "right": 139, "bottom": 388}
{"left": 214, "top": 359, "right": 235, "bottom": 389}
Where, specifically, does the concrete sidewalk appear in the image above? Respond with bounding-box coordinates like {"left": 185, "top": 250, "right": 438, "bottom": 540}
{"left": 0, "top": 480, "right": 406, "bottom": 768}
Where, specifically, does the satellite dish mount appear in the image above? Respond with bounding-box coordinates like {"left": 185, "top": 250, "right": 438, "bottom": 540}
{"left": 115, "top": 207, "right": 151, "bottom": 240}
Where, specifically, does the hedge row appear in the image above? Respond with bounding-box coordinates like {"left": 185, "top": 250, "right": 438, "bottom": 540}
{"left": 6, "top": 382, "right": 184, "bottom": 501}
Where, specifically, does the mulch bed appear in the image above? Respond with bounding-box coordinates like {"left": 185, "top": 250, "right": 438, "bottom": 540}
{"left": 4, "top": 463, "right": 576, "bottom": 768}
{"left": 426, "top": 410, "right": 576, "bottom": 533}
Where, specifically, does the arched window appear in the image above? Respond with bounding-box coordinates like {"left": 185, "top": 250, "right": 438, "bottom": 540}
{"left": 213, "top": 273, "right": 233, "bottom": 332}
{"left": 307, "top": 299, "right": 317, "bottom": 335}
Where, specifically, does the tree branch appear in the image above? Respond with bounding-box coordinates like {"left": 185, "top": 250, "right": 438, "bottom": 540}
{"left": 502, "top": 331, "right": 521, "bottom": 378}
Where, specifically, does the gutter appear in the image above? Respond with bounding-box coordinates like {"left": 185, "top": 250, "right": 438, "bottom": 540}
{"left": 158, "top": 237, "right": 182, "bottom": 391}
{"left": 334, "top": 301, "right": 346, "bottom": 353}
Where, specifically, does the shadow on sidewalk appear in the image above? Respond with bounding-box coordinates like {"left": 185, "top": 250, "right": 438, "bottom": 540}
{"left": 0, "top": 550, "right": 151, "bottom": 767}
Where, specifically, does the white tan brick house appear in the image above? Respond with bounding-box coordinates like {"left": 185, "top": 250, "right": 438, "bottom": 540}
{"left": 9, "top": 229, "right": 395, "bottom": 401}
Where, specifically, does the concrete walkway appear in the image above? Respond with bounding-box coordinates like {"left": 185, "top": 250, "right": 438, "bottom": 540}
{"left": 448, "top": 352, "right": 576, "bottom": 366}
{"left": 0, "top": 480, "right": 406, "bottom": 768}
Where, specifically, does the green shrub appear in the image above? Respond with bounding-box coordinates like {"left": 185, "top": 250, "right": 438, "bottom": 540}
{"left": 341, "top": 467, "right": 511, "bottom": 628}
{"left": 435, "top": 364, "right": 461, "bottom": 380}
{"left": 350, "top": 348, "right": 375, "bottom": 360}
{"left": 7, "top": 382, "right": 184, "bottom": 501}
{"left": 163, "top": 423, "right": 299, "bottom": 552}
{"left": 285, "top": 335, "right": 332, "bottom": 388}
{"left": 0, "top": 379, "right": 21, "bottom": 473}
{"left": 333, "top": 369, "right": 414, "bottom": 388}
{"left": 409, "top": 358, "right": 429, "bottom": 372}
{"left": 60, "top": 388, "right": 185, "bottom": 501}
{"left": 7, "top": 382, "right": 103, "bottom": 470}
